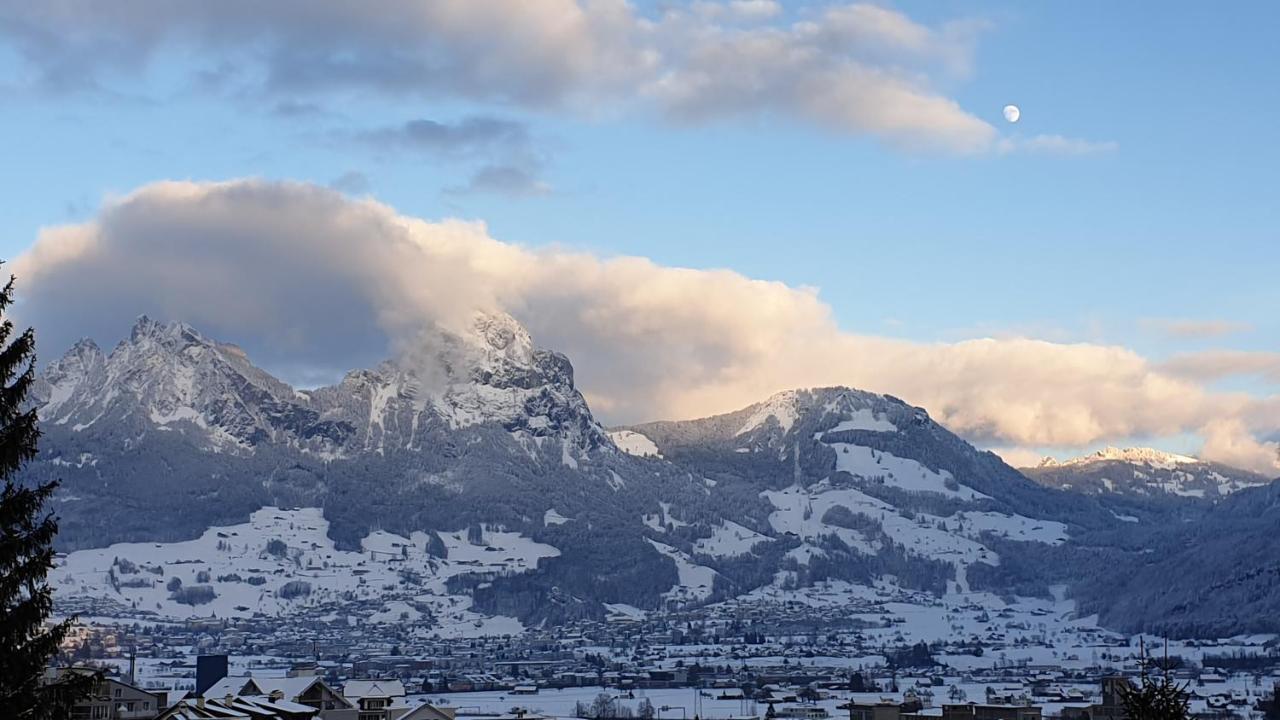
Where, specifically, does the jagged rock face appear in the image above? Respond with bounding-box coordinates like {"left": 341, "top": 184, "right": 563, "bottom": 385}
{"left": 33, "top": 313, "right": 605, "bottom": 458}
{"left": 1022, "top": 446, "right": 1271, "bottom": 499}
{"left": 305, "top": 315, "right": 604, "bottom": 456}
{"left": 33, "top": 317, "right": 319, "bottom": 451}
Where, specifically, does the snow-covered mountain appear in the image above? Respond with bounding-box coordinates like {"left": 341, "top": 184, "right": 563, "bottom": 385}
{"left": 28, "top": 317, "right": 1280, "bottom": 638}
{"left": 32, "top": 313, "right": 606, "bottom": 459}
{"left": 621, "top": 387, "right": 1131, "bottom": 599}
{"left": 28, "top": 314, "right": 707, "bottom": 625}
{"left": 1022, "top": 446, "right": 1270, "bottom": 499}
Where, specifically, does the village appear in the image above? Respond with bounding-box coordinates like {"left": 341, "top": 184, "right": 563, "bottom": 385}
{"left": 54, "top": 592, "right": 1280, "bottom": 720}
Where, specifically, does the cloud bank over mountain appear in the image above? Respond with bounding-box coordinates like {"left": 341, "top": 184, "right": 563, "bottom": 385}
{"left": 14, "top": 179, "right": 1277, "bottom": 473}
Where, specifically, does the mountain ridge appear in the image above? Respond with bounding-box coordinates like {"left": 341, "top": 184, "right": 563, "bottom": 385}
{"left": 26, "top": 315, "right": 1280, "bottom": 637}
{"left": 1022, "top": 445, "right": 1270, "bottom": 499}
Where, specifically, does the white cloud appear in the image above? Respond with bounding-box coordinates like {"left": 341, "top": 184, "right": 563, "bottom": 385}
{"left": 1161, "top": 350, "right": 1280, "bottom": 384}
{"left": 642, "top": 3, "right": 997, "bottom": 153}
{"left": 1201, "top": 418, "right": 1280, "bottom": 475}
{"left": 1141, "top": 317, "right": 1253, "bottom": 339}
{"left": 692, "top": 0, "right": 782, "bottom": 22}
{"left": 988, "top": 447, "right": 1050, "bottom": 469}
{"left": 0, "top": 1, "right": 1006, "bottom": 153}
{"left": 997, "top": 134, "right": 1118, "bottom": 155}
{"left": 13, "top": 179, "right": 1276, "bottom": 472}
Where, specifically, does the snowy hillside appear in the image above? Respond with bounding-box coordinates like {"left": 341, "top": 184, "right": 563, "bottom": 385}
{"left": 52, "top": 504, "right": 565, "bottom": 632}
{"left": 52, "top": 507, "right": 554, "bottom": 637}
{"left": 622, "top": 388, "right": 1107, "bottom": 606}
{"left": 607, "top": 430, "right": 661, "bottom": 458}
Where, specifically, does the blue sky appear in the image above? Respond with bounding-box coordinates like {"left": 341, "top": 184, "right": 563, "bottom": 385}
{"left": 1, "top": 1, "right": 1277, "bottom": 467}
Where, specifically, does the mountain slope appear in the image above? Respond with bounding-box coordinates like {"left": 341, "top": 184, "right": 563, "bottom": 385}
{"left": 1076, "top": 479, "right": 1280, "bottom": 637}
{"left": 29, "top": 320, "right": 1280, "bottom": 637}
{"left": 28, "top": 314, "right": 717, "bottom": 624}
{"left": 625, "top": 388, "right": 1138, "bottom": 598}
{"left": 1023, "top": 447, "right": 1271, "bottom": 499}
{"left": 625, "top": 389, "right": 1280, "bottom": 637}
{"left": 33, "top": 335, "right": 1106, "bottom": 627}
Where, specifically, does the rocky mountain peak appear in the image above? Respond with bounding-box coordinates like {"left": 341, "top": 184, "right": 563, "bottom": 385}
{"left": 1068, "top": 446, "right": 1198, "bottom": 468}
{"left": 36, "top": 311, "right": 606, "bottom": 457}
{"left": 46, "top": 336, "right": 105, "bottom": 380}
{"left": 127, "top": 314, "right": 206, "bottom": 348}
{"left": 471, "top": 311, "right": 535, "bottom": 360}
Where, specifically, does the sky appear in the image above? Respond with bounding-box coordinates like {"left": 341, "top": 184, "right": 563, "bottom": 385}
{"left": 1, "top": 1, "right": 1277, "bottom": 471}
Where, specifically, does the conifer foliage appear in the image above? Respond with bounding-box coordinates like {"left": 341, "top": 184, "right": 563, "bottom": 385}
{"left": 1118, "top": 641, "right": 1191, "bottom": 720}
{"left": 0, "top": 270, "right": 92, "bottom": 718}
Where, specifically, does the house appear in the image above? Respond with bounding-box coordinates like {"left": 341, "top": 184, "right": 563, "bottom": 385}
{"left": 52, "top": 668, "right": 167, "bottom": 720}
{"left": 341, "top": 679, "right": 455, "bottom": 720}
{"left": 202, "top": 676, "right": 357, "bottom": 720}
{"left": 396, "top": 706, "right": 456, "bottom": 720}
{"left": 940, "top": 705, "right": 1042, "bottom": 720}
{"left": 845, "top": 701, "right": 906, "bottom": 720}
{"left": 343, "top": 680, "right": 403, "bottom": 720}
{"left": 343, "top": 679, "right": 405, "bottom": 715}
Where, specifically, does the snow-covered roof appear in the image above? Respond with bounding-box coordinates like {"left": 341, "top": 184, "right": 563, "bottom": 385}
{"left": 200, "top": 674, "right": 351, "bottom": 708}
{"left": 344, "top": 678, "right": 406, "bottom": 699}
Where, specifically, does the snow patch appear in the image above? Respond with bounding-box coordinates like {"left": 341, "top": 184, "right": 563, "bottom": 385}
{"left": 608, "top": 430, "right": 661, "bottom": 458}
{"left": 693, "top": 521, "right": 771, "bottom": 558}
{"left": 823, "top": 409, "right": 898, "bottom": 435}
{"left": 736, "top": 390, "right": 800, "bottom": 436}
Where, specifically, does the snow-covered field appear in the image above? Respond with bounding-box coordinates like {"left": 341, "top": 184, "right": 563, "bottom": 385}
{"left": 52, "top": 506, "right": 557, "bottom": 638}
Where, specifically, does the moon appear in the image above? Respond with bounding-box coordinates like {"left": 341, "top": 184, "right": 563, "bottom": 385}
{"left": 1003, "top": 104, "right": 1021, "bottom": 123}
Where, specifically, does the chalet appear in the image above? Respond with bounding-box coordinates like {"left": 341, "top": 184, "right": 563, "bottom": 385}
{"left": 342, "top": 679, "right": 403, "bottom": 720}
{"left": 202, "top": 676, "right": 357, "bottom": 719}
{"left": 341, "top": 679, "right": 451, "bottom": 720}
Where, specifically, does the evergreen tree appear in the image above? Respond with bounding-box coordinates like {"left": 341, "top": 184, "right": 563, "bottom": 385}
{"left": 1118, "top": 641, "right": 1191, "bottom": 720}
{"left": 0, "top": 270, "right": 93, "bottom": 718}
